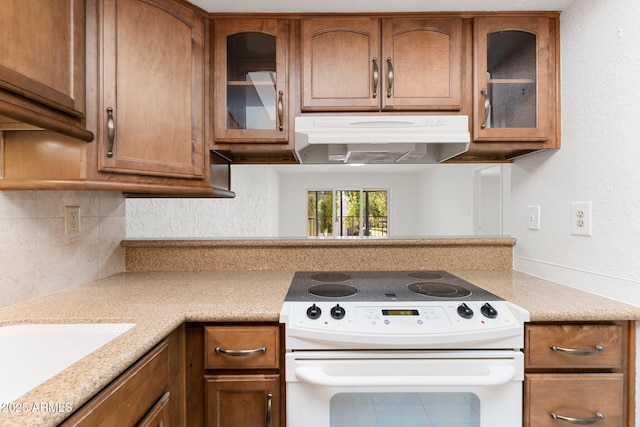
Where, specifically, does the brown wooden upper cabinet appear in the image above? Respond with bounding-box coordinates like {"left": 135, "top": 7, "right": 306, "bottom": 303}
{"left": 98, "top": 0, "right": 206, "bottom": 178}
{"left": 301, "top": 17, "right": 463, "bottom": 112}
{"left": 473, "top": 16, "right": 556, "bottom": 145}
{"left": 214, "top": 19, "right": 289, "bottom": 144}
{"left": 0, "top": 0, "right": 85, "bottom": 118}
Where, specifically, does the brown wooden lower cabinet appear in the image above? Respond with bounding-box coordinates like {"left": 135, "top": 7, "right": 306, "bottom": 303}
{"left": 524, "top": 322, "right": 633, "bottom": 427}
{"left": 186, "top": 323, "right": 285, "bottom": 427}
{"left": 206, "top": 374, "right": 280, "bottom": 427}
{"left": 61, "top": 325, "right": 185, "bottom": 427}
{"left": 526, "top": 373, "right": 624, "bottom": 427}
{"left": 61, "top": 341, "right": 169, "bottom": 427}
{"left": 137, "top": 392, "right": 171, "bottom": 427}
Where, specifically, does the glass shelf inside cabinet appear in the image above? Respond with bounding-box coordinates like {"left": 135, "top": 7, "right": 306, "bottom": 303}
{"left": 485, "top": 30, "right": 537, "bottom": 129}
{"left": 226, "top": 32, "right": 277, "bottom": 131}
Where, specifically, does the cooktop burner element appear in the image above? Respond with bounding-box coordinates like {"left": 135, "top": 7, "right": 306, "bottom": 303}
{"left": 308, "top": 283, "right": 359, "bottom": 298}
{"left": 310, "top": 272, "right": 351, "bottom": 282}
{"left": 283, "top": 270, "right": 500, "bottom": 302}
{"left": 407, "top": 282, "right": 472, "bottom": 298}
{"left": 406, "top": 271, "right": 445, "bottom": 280}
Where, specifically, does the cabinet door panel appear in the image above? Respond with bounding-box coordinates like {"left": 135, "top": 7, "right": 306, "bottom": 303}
{"left": 301, "top": 18, "right": 380, "bottom": 111}
{"left": 206, "top": 375, "right": 280, "bottom": 427}
{"left": 0, "top": 0, "right": 85, "bottom": 116}
{"left": 382, "top": 18, "right": 462, "bottom": 110}
{"left": 525, "top": 373, "right": 623, "bottom": 427}
{"left": 474, "top": 16, "right": 551, "bottom": 142}
{"left": 214, "top": 19, "right": 289, "bottom": 143}
{"left": 100, "top": 0, "right": 205, "bottom": 178}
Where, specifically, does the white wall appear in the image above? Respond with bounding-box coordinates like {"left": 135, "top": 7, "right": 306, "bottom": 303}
{"left": 126, "top": 165, "right": 280, "bottom": 238}
{"left": 125, "top": 164, "right": 496, "bottom": 239}
{"left": 417, "top": 164, "right": 477, "bottom": 236}
{"left": 510, "top": 3, "right": 640, "bottom": 418}
{"left": 511, "top": 0, "right": 640, "bottom": 305}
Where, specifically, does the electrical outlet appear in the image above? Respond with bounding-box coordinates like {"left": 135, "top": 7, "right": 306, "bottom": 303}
{"left": 571, "top": 201, "right": 592, "bottom": 236}
{"left": 64, "top": 206, "right": 80, "bottom": 234}
{"left": 526, "top": 205, "right": 541, "bottom": 230}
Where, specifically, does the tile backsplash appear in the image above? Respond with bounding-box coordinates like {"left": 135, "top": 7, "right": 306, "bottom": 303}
{"left": 0, "top": 190, "right": 125, "bottom": 309}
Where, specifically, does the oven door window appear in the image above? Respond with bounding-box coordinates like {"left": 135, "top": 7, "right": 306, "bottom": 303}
{"left": 330, "top": 392, "right": 480, "bottom": 427}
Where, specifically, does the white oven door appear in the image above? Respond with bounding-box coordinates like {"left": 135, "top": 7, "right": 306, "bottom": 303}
{"left": 286, "top": 350, "right": 523, "bottom": 427}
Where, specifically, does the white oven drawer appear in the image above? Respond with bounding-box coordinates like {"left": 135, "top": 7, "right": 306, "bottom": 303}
{"left": 286, "top": 350, "right": 523, "bottom": 427}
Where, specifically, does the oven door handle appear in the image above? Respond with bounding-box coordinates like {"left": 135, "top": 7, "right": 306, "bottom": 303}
{"left": 294, "top": 365, "right": 516, "bottom": 387}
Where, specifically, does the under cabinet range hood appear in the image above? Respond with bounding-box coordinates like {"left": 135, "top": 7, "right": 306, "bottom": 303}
{"left": 295, "top": 115, "right": 470, "bottom": 164}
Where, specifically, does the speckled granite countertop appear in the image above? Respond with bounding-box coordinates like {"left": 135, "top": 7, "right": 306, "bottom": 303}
{"left": 1, "top": 269, "right": 639, "bottom": 426}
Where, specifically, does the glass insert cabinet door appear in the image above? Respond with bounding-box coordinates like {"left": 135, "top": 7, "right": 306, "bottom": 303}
{"left": 214, "top": 19, "right": 288, "bottom": 142}
{"left": 474, "top": 17, "right": 551, "bottom": 142}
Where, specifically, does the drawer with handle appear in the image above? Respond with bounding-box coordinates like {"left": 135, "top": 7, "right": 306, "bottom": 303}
{"left": 204, "top": 325, "right": 280, "bottom": 370}
{"left": 525, "top": 324, "right": 623, "bottom": 370}
{"left": 525, "top": 373, "right": 623, "bottom": 427}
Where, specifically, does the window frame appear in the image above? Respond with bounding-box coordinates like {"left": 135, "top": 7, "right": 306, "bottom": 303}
{"left": 306, "top": 188, "right": 389, "bottom": 238}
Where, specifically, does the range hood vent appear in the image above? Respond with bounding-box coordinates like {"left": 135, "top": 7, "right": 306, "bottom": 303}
{"left": 295, "top": 115, "right": 470, "bottom": 164}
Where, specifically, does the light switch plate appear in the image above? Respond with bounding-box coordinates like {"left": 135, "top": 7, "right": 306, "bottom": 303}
{"left": 526, "top": 205, "right": 540, "bottom": 230}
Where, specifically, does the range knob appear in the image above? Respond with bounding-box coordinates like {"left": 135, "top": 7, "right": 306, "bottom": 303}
{"left": 481, "top": 303, "right": 498, "bottom": 319}
{"left": 330, "top": 304, "right": 346, "bottom": 320}
{"left": 457, "top": 303, "right": 474, "bottom": 319}
{"left": 306, "top": 304, "right": 322, "bottom": 319}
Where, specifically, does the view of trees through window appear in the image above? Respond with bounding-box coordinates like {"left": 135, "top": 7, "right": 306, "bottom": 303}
{"left": 307, "top": 190, "right": 388, "bottom": 237}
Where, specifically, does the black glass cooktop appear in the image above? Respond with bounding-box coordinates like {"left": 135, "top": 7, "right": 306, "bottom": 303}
{"left": 283, "top": 271, "right": 503, "bottom": 302}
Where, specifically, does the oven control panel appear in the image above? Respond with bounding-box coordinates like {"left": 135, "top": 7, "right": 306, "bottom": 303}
{"left": 280, "top": 300, "right": 529, "bottom": 350}
{"left": 284, "top": 301, "right": 523, "bottom": 333}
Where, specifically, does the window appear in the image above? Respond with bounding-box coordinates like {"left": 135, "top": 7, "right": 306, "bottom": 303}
{"left": 307, "top": 190, "right": 333, "bottom": 237}
{"left": 307, "top": 189, "right": 388, "bottom": 237}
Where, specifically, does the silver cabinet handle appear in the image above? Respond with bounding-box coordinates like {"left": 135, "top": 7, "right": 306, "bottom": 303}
{"left": 481, "top": 88, "right": 491, "bottom": 129}
{"left": 372, "top": 57, "right": 379, "bottom": 98}
{"left": 215, "top": 346, "right": 267, "bottom": 357}
{"left": 277, "top": 90, "right": 284, "bottom": 131}
{"left": 106, "top": 107, "right": 115, "bottom": 157}
{"left": 550, "top": 345, "right": 604, "bottom": 356}
{"left": 386, "top": 57, "right": 394, "bottom": 98}
{"left": 266, "top": 393, "right": 273, "bottom": 427}
{"left": 550, "top": 411, "right": 604, "bottom": 425}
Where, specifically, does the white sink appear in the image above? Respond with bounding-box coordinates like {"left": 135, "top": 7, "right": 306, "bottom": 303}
{"left": 0, "top": 323, "right": 135, "bottom": 405}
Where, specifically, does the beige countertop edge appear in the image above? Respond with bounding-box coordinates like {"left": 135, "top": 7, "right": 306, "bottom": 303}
{"left": 1, "top": 269, "right": 639, "bottom": 427}
{"left": 121, "top": 237, "right": 518, "bottom": 248}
